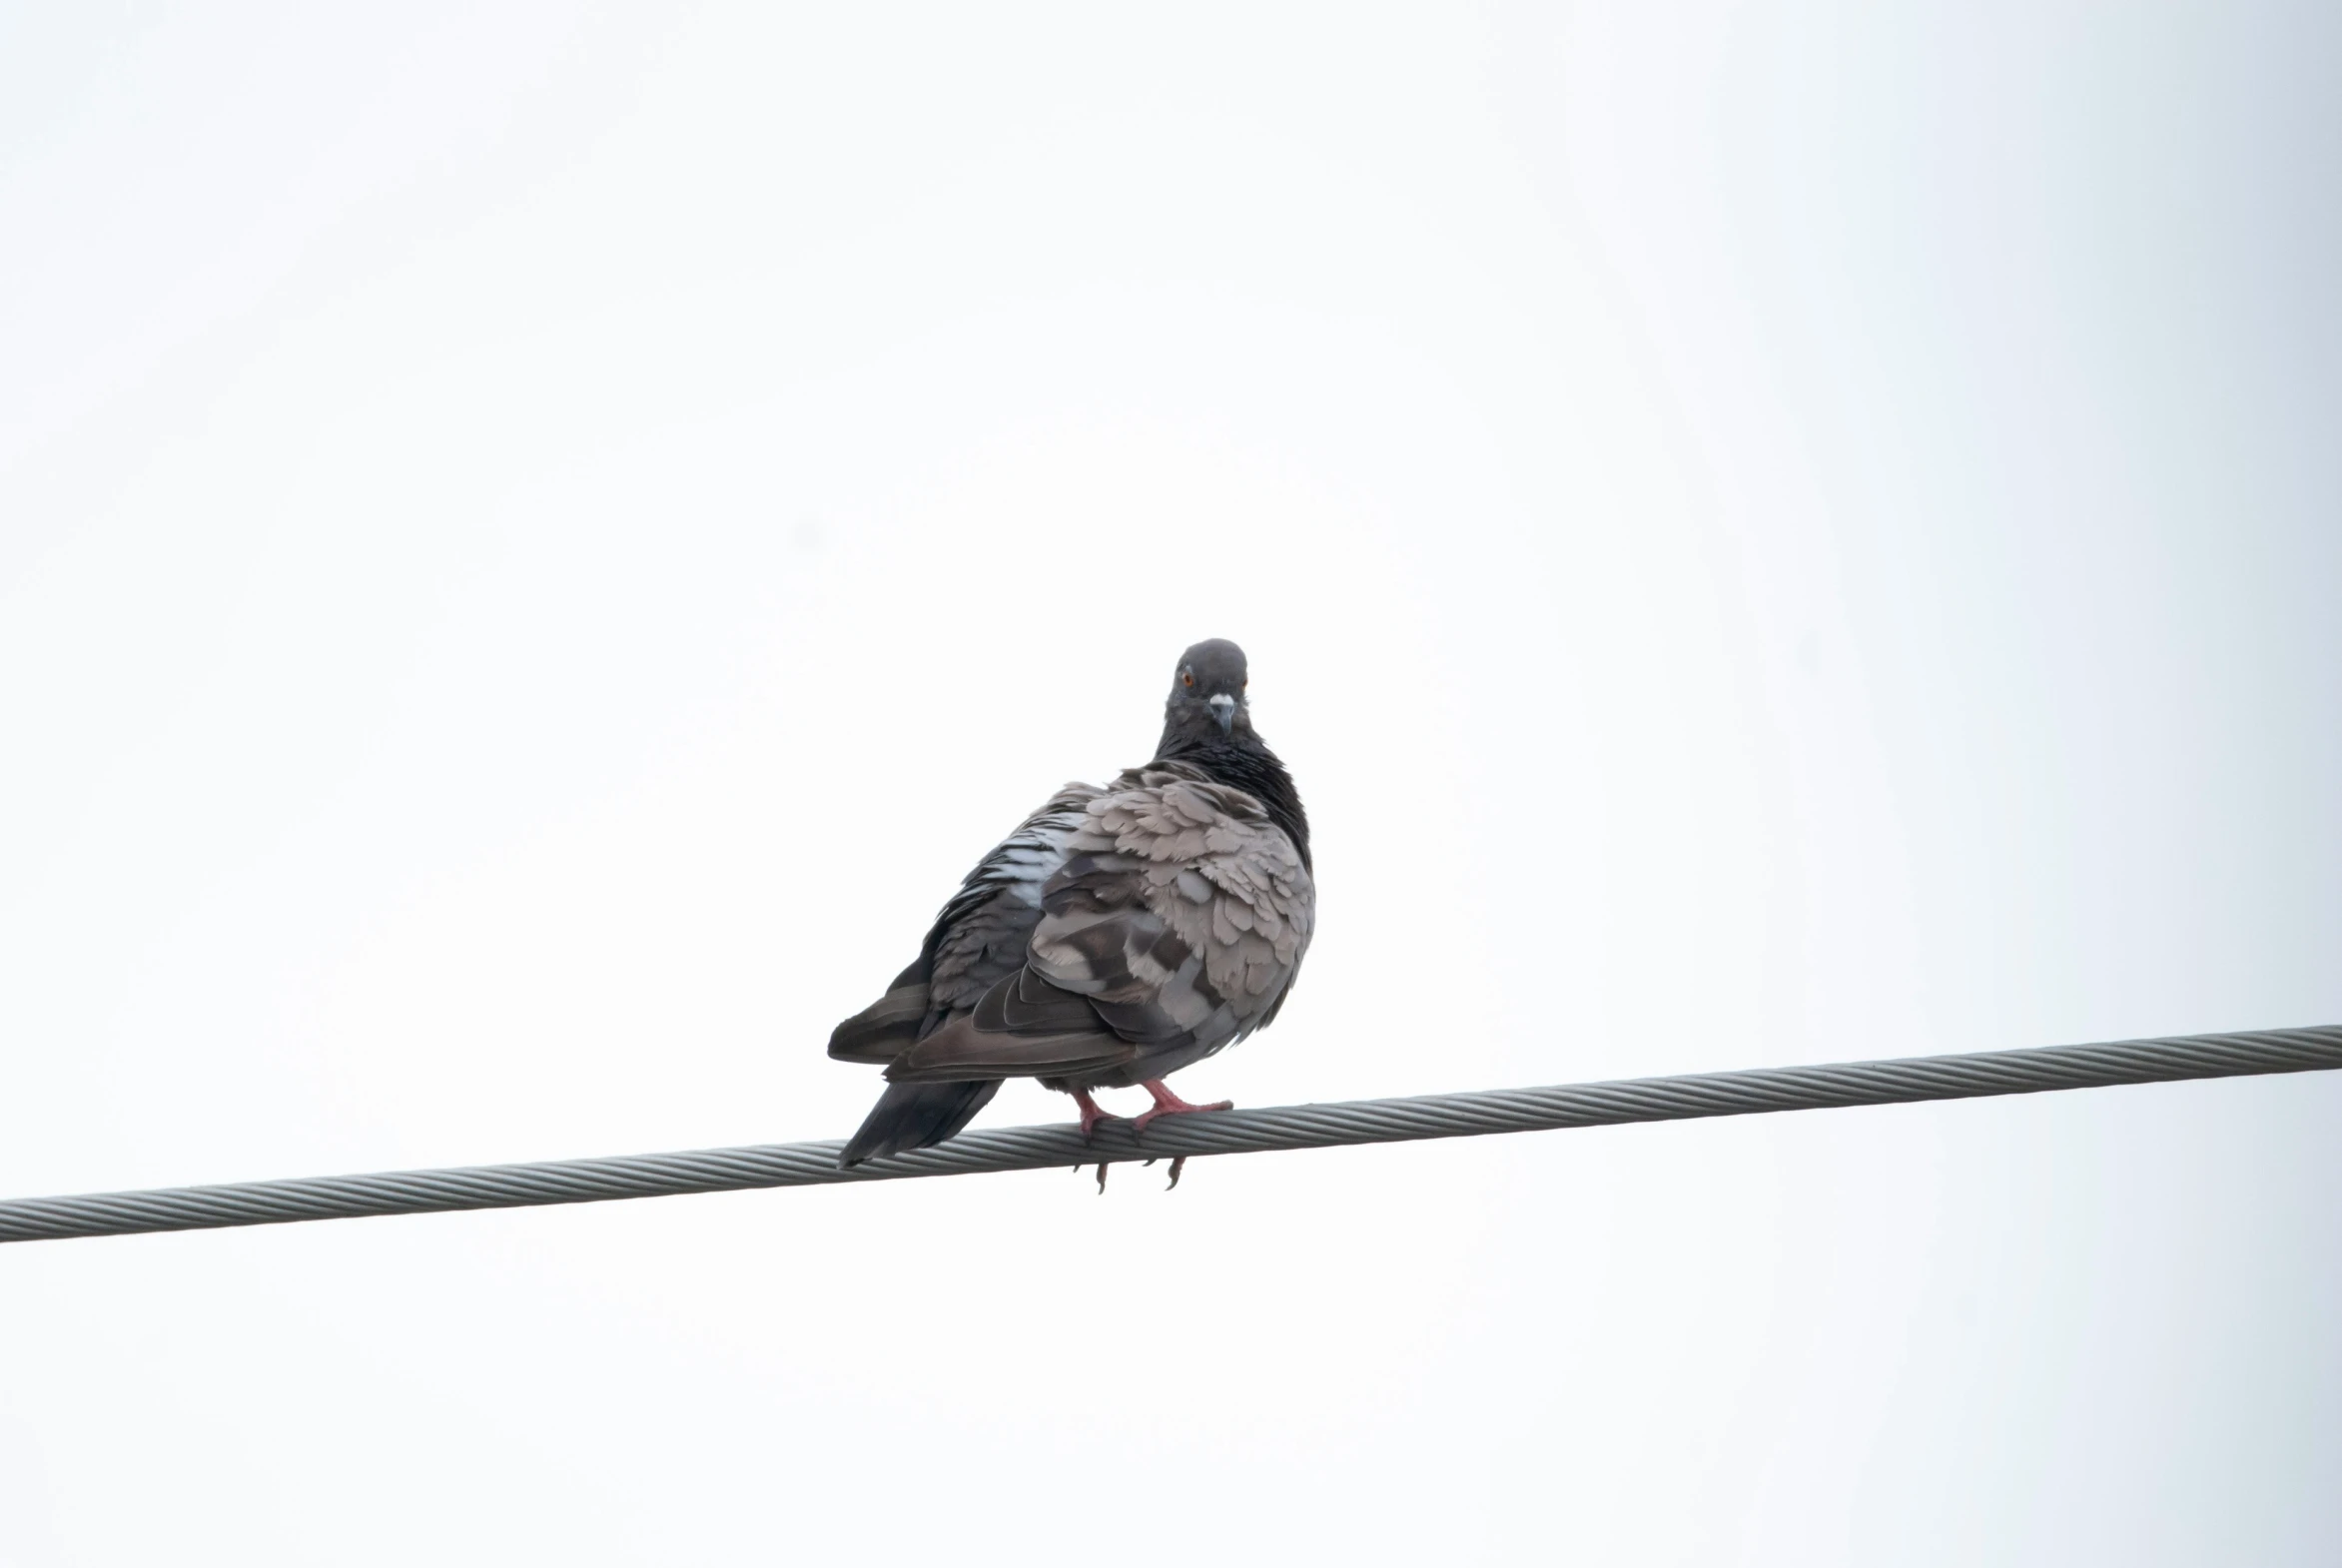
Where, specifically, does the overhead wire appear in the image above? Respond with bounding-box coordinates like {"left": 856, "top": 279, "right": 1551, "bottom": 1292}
{"left": 2, "top": 1024, "right": 2335, "bottom": 1243}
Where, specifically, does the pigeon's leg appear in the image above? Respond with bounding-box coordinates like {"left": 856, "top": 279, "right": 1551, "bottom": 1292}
{"left": 1131, "top": 1080, "right": 1234, "bottom": 1137}
{"left": 1067, "top": 1087, "right": 1113, "bottom": 1141}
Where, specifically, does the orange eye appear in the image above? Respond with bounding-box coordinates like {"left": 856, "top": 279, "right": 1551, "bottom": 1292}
{"left": 1182, "top": 670, "right": 1195, "bottom": 687}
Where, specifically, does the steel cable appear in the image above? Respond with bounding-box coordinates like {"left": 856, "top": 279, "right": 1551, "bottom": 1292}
{"left": 2, "top": 1024, "right": 2336, "bottom": 1243}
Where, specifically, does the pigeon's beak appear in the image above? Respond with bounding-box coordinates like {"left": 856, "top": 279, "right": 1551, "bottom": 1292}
{"left": 1208, "top": 693, "right": 1236, "bottom": 733}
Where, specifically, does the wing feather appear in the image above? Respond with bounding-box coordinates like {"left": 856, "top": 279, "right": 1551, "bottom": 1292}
{"left": 850, "top": 764, "right": 1313, "bottom": 1089}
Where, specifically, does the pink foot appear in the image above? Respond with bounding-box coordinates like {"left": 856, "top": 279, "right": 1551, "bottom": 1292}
{"left": 1067, "top": 1087, "right": 1113, "bottom": 1141}
{"left": 1131, "top": 1080, "right": 1234, "bottom": 1137}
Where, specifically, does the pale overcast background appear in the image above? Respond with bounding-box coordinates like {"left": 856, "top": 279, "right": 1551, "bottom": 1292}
{"left": 3, "top": 4, "right": 2338, "bottom": 1563}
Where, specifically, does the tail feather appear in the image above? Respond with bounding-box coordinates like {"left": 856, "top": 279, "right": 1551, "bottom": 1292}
{"left": 838, "top": 1080, "right": 1001, "bottom": 1167}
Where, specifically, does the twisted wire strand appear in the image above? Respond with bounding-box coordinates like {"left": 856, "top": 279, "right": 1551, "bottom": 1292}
{"left": 2, "top": 1025, "right": 2335, "bottom": 1244}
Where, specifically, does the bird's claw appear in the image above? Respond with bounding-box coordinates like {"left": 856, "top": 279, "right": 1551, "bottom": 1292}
{"left": 1069, "top": 1087, "right": 1211, "bottom": 1190}
{"left": 1078, "top": 1156, "right": 1185, "bottom": 1190}
{"left": 1130, "top": 1088, "right": 1235, "bottom": 1138}
{"left": 1069, "top": 1088, "right": 1114, "bottom": 1144}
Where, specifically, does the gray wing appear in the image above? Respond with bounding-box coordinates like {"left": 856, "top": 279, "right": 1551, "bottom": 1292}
{"left": 826, "top": 783, "right": 1101, "bottom": 1064}
{"left": 884, "top": 766, "right": 1316, "bottom": 1085}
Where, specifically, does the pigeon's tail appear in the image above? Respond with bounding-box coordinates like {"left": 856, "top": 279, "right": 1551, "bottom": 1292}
{"left": 839, "top": 1080, "right": 1001, "bottom": 1168}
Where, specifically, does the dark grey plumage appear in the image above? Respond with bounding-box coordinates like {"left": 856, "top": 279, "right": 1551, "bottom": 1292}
{"left": 833, "top": 639, "right": 1314, "bottom": 1166}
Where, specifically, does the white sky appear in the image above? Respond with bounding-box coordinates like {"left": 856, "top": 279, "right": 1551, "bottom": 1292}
{"left": 2, "top": 4, "right": 2338, "bottom": 1563}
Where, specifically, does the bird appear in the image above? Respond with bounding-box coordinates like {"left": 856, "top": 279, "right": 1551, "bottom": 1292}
{"left": 830, "top": 638, "right": 1314, "bottom": 1175}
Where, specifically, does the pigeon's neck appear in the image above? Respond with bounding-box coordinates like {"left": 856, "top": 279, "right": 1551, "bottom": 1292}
{"left": 1153, "top": 731, "right": 1312, "bottom": 872}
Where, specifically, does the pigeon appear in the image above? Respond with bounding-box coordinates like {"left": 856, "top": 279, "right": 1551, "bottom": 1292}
{"left": 831, "top": 638, "right": 1314, "bottom": 1170}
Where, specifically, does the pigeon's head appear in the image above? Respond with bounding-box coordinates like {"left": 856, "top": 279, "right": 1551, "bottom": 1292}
{"left": 1166, "top": 638, "right": 1251, "bottom": 738}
